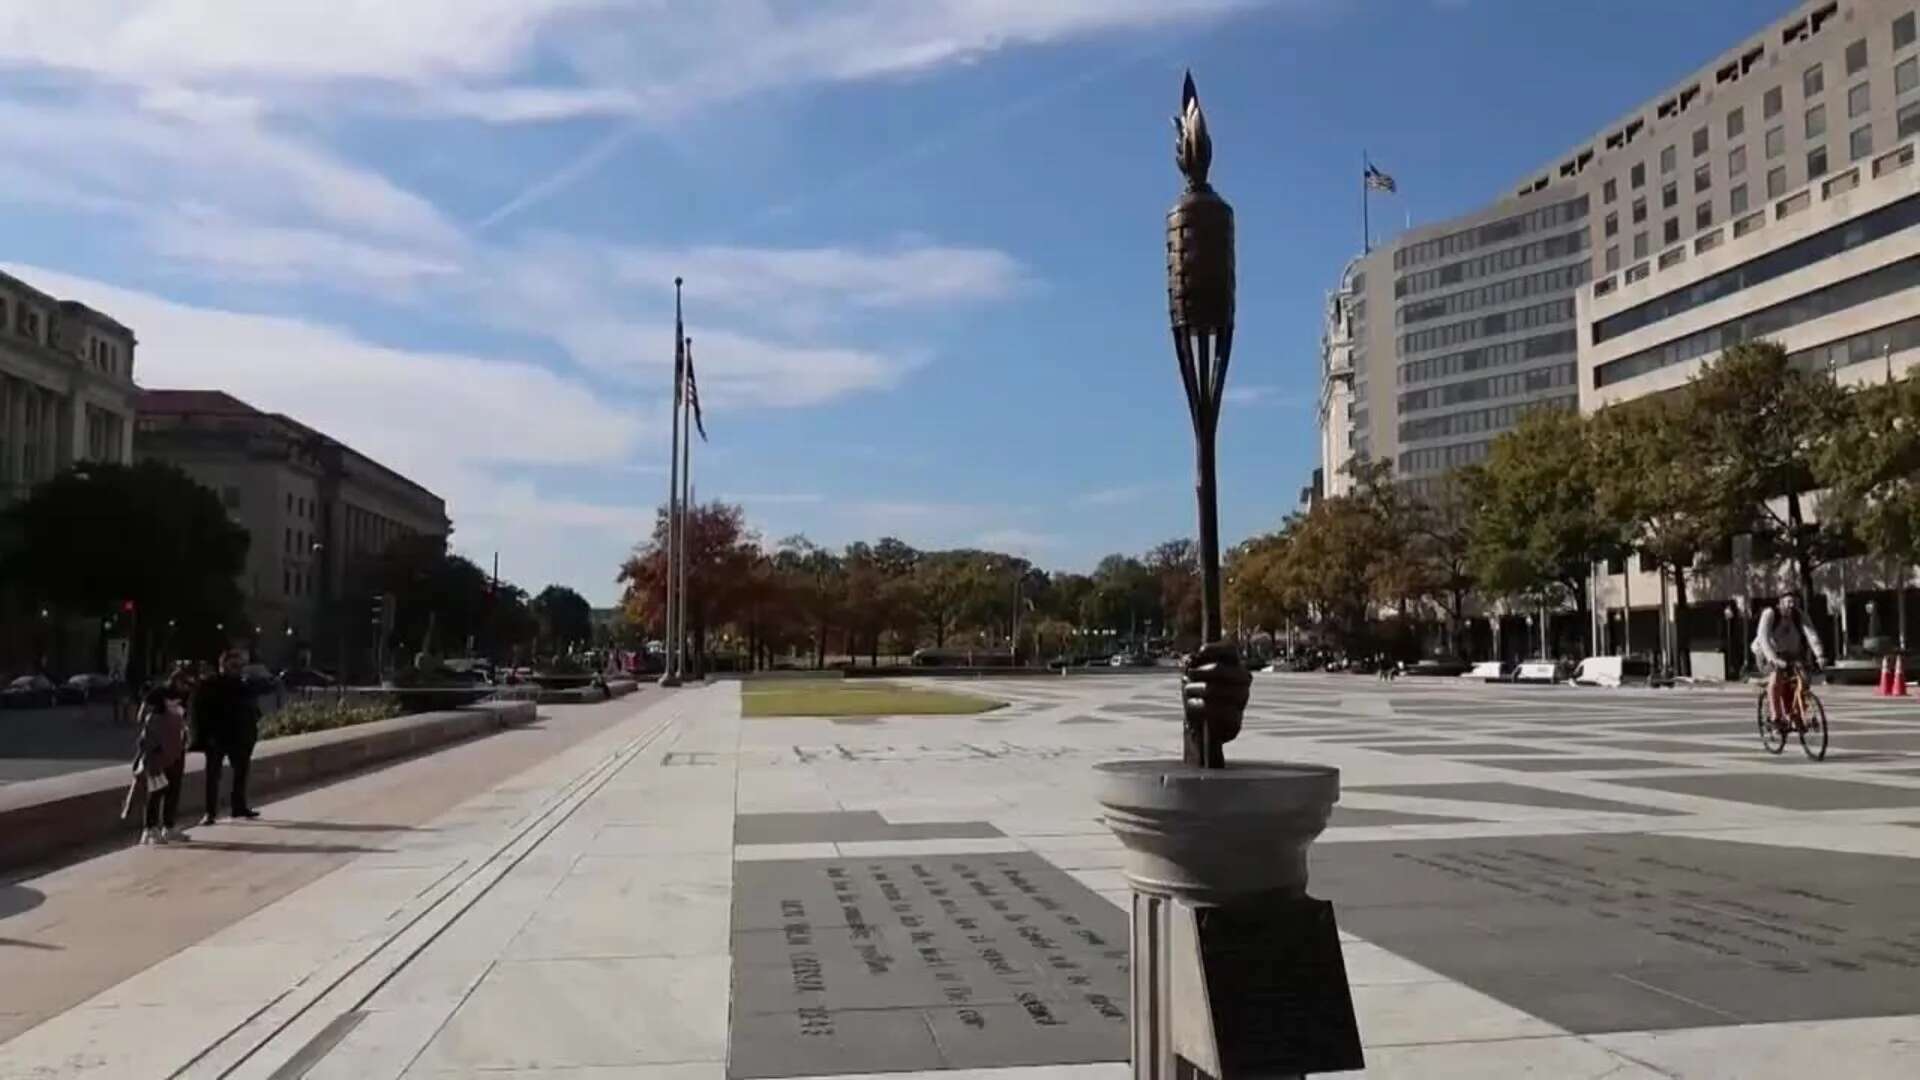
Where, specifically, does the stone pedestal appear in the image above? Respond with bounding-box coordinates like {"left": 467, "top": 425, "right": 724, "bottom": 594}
{"left": 1096, "top": 760, "right": 1361, "bottom": 1080}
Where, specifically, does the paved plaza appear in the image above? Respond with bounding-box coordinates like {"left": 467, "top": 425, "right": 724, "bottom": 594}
{"left": 4, "top": 673, "right": 1920, "bottom": 1078}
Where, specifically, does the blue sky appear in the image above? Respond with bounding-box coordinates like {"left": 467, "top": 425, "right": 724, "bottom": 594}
{"left": 0, "top": 1, "right": 1784, "bottom": 604}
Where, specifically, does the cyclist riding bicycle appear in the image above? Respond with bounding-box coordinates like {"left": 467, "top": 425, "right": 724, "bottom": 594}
{"left": 1752, "top": 593, "right": 1826, "bottom": 729}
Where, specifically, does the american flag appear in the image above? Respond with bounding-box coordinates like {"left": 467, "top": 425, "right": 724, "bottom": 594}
{"left": 686, "top": 341, "right": 707, "bottom": 441}
{"left": 1364, "top": 163, "right": 1398, "bottom": 193}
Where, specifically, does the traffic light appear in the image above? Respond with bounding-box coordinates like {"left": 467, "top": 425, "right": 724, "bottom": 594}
{"left": 121, "top": 599, "right": 135, "bottom": 615}
{"left": 371, "top": 593, "right": 384, "bottom": 629}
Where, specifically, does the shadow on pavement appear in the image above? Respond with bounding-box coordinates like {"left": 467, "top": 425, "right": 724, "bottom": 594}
{"left": 0, "top": 882, "right": 47, "bottom": 920}
{"left": 180, "top": 840, "right": 390, "bottom": 856}
{"left": 247, "top": 820, "right": 426, "bottom": 834}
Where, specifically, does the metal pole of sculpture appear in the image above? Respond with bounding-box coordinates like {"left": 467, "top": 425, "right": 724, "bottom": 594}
{"left": 1168, "top": 73, "right": 1251, "bottom": 769}
{"left": 1096, "top": 75, "right": 1362, "bottom": 1080}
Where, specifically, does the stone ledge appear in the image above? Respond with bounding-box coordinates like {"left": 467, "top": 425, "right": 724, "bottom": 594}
{"left": 0, "top": 699, "right": 535, "bottom": 872}
{"left": 535, "top": 678, "right": 639, "bottom": 705}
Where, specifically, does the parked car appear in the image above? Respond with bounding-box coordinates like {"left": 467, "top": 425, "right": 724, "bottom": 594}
{"left": 1461, "top": 661, "right": 1516, "bottom": 683}
{"left": 1513, "top": 658, "right": 1577, "bottom": 684}
{"left": 1, "top": 674, "right": 57, "bottom": 709}
{"left": 1571, "top": 655, "right": 1655, "bottom": 687}
{"left": 1403, "top": 657, "right": 1471, "bottom": 677}
{"left": 58, "top": 672, "right": 119, "bottom": 704}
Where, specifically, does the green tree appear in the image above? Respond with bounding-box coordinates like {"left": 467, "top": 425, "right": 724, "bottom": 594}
{"left": 1591, "top": 396, "right": 1731, "bottom": 673}
{"left": 1819, "top": 375, "right": 1920, "bottom": 567}
{"left": 1470, "top": 407, "right": 1619, "bottom": 653}
{"left": 1225, "top": 531, "right": 1304, "bottom": 642}
{"left": 1144, "top": 538, "right": 1200, "bottom": 645}
{"left": 530, "top": 584, "right": 594, "bottom": 655}
{"left": 1687, "top": 341, "right": 1851, "bottom": 594}
{"left": 1405, "top": 467, "right": 1481, "bottom": 656}
{"left": 1274, "top": 498, "right": 1387, "bottom": 652}
{"left": 1087, "top": 554, "right": 1158, "bottom": 640}
{"left": 0, "top": 461, "right": 249, "bottom": 674}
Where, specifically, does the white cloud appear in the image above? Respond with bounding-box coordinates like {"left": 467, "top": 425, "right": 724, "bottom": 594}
{"left": 555, "top": 1, "right": 1263, "bottom": 109}
{"left": 610, "top": 243, "right": 1028, "bottom": 313}
{"left": 974, "top": 528, "right": 1063, "bottom": 552}
{"left": 11, "top": 264, "right": 655, "bottom": 601}
{"left": 0, "top": 97, "right": 460, "bottom": 248}
{"left": 1223, "top": 384, "right": 1310, "bottom": 408}
{"left": 724, "top": 493, "right": 827, "bottom": 506}
{"left": 475, "top": 0, "right": 1269, "bottom": 223}
{"left": 145, "top": 209, "right": 462, "bottom": 290}
{"left": 423, "top": 84, "right": 645, "bottom": 124}
{"left": 1079, "top": 484, "right": 1152, "bottom": 506}
{"left": 478, "top": 235, "right": 1023, "bottom": 406}
{"left": 0, "top": 1, "right": 616, "bottom": 87}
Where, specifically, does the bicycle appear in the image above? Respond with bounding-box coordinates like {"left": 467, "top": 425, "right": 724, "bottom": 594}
{"left": 1756, "top": 660, "right": 1828, "bottom": 761}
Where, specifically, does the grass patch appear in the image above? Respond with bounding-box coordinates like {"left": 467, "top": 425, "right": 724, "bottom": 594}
{"left": 741, "top": 679, "right": 1004, "bottom": 718}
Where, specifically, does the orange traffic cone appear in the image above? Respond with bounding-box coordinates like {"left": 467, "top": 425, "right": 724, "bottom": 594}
{"left": 1878, "top": 656, "right": 1893, "bottom": 696}
{"left": 1896, "top": 655, "right": 1909, "bottom": 697}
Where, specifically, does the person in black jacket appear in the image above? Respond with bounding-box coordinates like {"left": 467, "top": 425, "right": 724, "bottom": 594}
{"left": 194, "top": 649, "right": 262, "bottom": 824}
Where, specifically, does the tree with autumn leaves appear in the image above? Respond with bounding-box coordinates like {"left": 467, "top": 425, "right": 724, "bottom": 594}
{"left": 613, "top": 504, "right": 1214, "bottom": 670}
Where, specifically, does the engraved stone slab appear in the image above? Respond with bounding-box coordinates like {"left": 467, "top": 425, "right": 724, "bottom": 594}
{"left": 734, "top": 811, "right": 1004, "bottom": 845}
{"left": 1314, "top": 832, "right": 1920, "bottom": 1032}
{"left": 728, "top": 852, "right": 1130, "bottom": 1077}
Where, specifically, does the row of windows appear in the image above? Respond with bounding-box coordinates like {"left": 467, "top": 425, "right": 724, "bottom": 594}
{"left": 87, "top": 338, "right": 123, "bottom": 378}
{"left": 1599, "top": 17, "right": 1903, "bottom": 206}
{"left": 1397, "top": 329, "right": 1576, "bottom": 385}
{"left": 1394, "top": 196, "right": 1589, "bottom": 270}
{"left": 6, "top": 298, "right": 41, "bottom": 342}
{"left": 1396, "top": 362, "right": 1577, "bottom": 415}
{"left": 285, "top": 568, "right": 315, "bottom": 599}
{"left": 347, "top": 505, "right": 407, "bottom": 554}
{"left": 1393, "top": 229, "right": 1587, "bottom": 299}
{"left": 1398, "top": 440, "right": 1491, "bottom": 474}
{"left": 1786, "top": 311, "right": 1920, "bottom": 374}
{"left": 1398, "top": 394, "right": 1578, "bottom": 443}
{"left": 1595, "top": 252, "right": 1920, "bottom": 388}
{"left": 285, "top": 492, "right": 315, "bottom": 520}
{"left": 1396, "top": 262, "right": 1587, "bottom": 327}
{"left": 1595, "top": 190, "right": 1920, "bottom": 345}
{"left": 1400, "top": 297, "right": 1576, "bottom": 355}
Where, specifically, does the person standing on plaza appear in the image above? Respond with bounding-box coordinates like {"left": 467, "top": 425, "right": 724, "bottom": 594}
{"left": 194, "top": 649, "right": 262, "bottom": 824}
{"left": 133, "top": 675, "right": 191, "bottom": 844}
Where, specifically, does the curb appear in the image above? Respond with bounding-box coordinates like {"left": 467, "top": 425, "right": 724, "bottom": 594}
{"left": 0, "top": 699, "right": 534, "bottom": 873}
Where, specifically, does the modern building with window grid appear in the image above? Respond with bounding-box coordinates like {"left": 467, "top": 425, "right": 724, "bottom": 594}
{"left": 1318, "top": 0, "right": 1920, "bottom": 662}
{"left": 1574, "top": 0, "right": 1920, "bottom": 660}
{"left": 1320, "top": 192, "right": 1589, "bottom": 497}
{"left": 1320, "top": 1, "right": 1920, "bottom": 494}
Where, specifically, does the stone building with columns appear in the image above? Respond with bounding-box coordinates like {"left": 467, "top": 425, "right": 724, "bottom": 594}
{"left": 0, "top": 269, "right": 137, "bottom": 501}
{"left": 136, "top": 390, "right": 449, "bottom": 671}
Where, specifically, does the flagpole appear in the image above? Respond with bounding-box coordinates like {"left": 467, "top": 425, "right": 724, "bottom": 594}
{"left": 680, "top": 338, "right": 695, "bottom": 680}
{"left": 659, "top": 278, "right": 684, "bottom": 687}
{"left": 1362, "top": 151, "right": 1371, "bottom": 254}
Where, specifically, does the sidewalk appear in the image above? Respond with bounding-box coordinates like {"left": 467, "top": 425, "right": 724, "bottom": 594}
{"left": 5, "top": 675, "right": 1918, "bottom": 1078}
